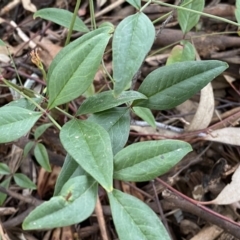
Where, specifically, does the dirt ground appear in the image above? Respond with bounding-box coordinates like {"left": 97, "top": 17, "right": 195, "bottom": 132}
{"left": 1, "top": 0, "right": 240, "bottom": 239}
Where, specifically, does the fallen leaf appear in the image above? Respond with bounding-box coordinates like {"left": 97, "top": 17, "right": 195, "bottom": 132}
{"left": 21, "top": 0, "right": 37, "bottom": 12}
{"left": 210, "top": 165, "right": 240, "bottom": 205}
{"left": 186, "top": 83, "right": 214, "bottom": 131}
{"left": 203, "top": 127, "right": 240, "bottom": 146}
{"left": 176, "top": 99, "right": 198, "bottom": 124}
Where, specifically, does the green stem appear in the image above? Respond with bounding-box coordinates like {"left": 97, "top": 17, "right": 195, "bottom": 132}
{"left": 152, "top": 11, "right": 172, "bottom": 24}
{"left": 7, "top": 47, "right": 23, "bottom": 86}
{"left": 152, "top": 0, "right": 240, "bottom": 27}
{"left": 65, "top": 0, "right": 81, "bottom": 46}
{"left": 2, "top": 79, "right": 61, "bottom": 130}
{"left": 149, "top": 41, "right": 180, "bottom": 57}
{"left": 101, "top": 59, "right": 114, "bottom": 83}
{"left": 55, "top": 106, "right": 74, "bottom": 119}
{"left": 140, "top": 0, "right": 152, "bottom": 12}
{"left": 89, "top": 0, "right": 96, "bottom": 30}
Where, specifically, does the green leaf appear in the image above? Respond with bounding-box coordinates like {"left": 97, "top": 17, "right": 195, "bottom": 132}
{"left": 47, "top": 27, "right": 112, "bottom": 109}
{"left": 33, "top": 8, "right": 89, "bottom": 32}
{"left": 13, "top": 173, "right": 36, "bottom": 189}
{"left": 4, "top": 98, "right": 42, "bottom": 111}
{"left": 132, "top": 106, "right": 156, "bottom": 128}
{"left": 236, "top": 0, "right": 240, "bottom": 23}
{"left": 34, "top": 123, "right": 53, "bottom": 140}
{"left": 114, "top": 140, "right": 192, "bottom": 182}
{"left": 0, "top": 106, "right": 41, "bottom": 143}
{"left": 166, "top": 40, "right": 195, "bottom": 65}
{"left": 88, "top": 107, "right": 130, "bottom": 155}
{"left": 108, "top": 189, "right": 171, "bottom": 240}
{"left": 0, "top": 178, "right": 11, "bottom": 206}
{"left": 54, "top": 154, "right": 85, "bottom": 196}
{"left": 0, "top": 39, "right": 6, "bottom": 46}
{"left": 113, "top": 12, "right": 155, "bottom": 96}
{"left": 133, "top": 60, "right": 228, "bottom": 110}
{"left": 23, "top": 176, "right": 97, "bottom": 229}
{"left": 0, "top": 163, "right": 11, "bottom": 175}
{"left": 60, "top": 119, "right": 113, "bottom": 191}
{"left": 23, "top": 141, "right": 35, "bottom": 157}
{"left": 82, "top": 83, "right": 95, "bottom": 98}
{"left": 177, "top": 0, "right": 204, "bottom": 34}
{"left": 34, "top": 143, "right": 51, "bottom": 172}
{"left": 126, "top": 0, "right": 141, "bottom": 9}
{"left": 77, "top": 90, "right": 146, "bottom": 115}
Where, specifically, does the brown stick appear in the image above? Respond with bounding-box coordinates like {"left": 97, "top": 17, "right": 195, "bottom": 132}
{"left": 162, "top": 190, "right": 240, "bottom": 238}
{"left": 95, "top": 195, "right": 110, "bottom": 240}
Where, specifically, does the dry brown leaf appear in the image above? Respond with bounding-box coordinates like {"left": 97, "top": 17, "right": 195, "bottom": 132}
{"left": 34, "top": 35, "right": 62, "bottom": 68}
{"left": 0, "top": 0, "right": 21, "bottom": 16}
{"left": 190, "top": 225, "right": 223, "bottom": 240}
{"left": 186, "top": 83, "right": 214, "bottom": 131}
{"left": 175, "top": 99, "right": 198, "bottom": 124}
{"left": 21, "top": 0, "right": 37, "bottom": 12}
{"left": 37, "top": 166, "right": 61, "bottom": 198}
{"left": 210, "top": 165, "right": 240, "bottom": 205}
{"left": 203, "top": 127, "right": 240, "bottom": 146}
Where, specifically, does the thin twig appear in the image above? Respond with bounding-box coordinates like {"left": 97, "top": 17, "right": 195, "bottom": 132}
{"left": 151, "top": 180, "right": 172, "bottom": 238}
{"left": 0, "top": 185, "right": 42, "bottom": 206}
{"left": 156, "top": 177, "right": 240, "bottom": 238}
{"left": 95, "top": 195, "right": 109, "bottom": 240}
{"left": 84, "top": 0, "right": 125, "bottom": 24}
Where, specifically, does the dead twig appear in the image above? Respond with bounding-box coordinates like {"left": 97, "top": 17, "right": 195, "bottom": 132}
{"left": 95, "top": 195, "right": 109, "bottom": 240}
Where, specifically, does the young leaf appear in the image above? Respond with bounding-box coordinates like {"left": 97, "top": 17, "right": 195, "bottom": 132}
{"left": 34, "top": 123, "right": 53, "bottom": 140}
{"left": 210, "top": 165, "right": 240, "bottom": 205}
{"left": 60, "top": 119, "right": 113, "bottom": 191}
{"left": 13, "top": 173, "right": 36, "bottom": 189}
{"left": 114, "top": 140, "right": 192, "bottom": 182}
{"left": 166, "top": 40, "right": 195, "bottom": 65}
{"left": 47, "top": 26, "right": 112, "bottom": 109}
{"left": 77, "top": 90, "right": 146, "bottom": 115}
{"left": 113, "top": 12, "right": 155, "bottom": 96}
{"left": 0, "top": 163, "right": 11, "bottom": 175}
{"left": 126, "top": 0, "right": 141, "bottom": 9}
{"left": 0, "top": 106, "right": 41, "bottom": 143}
{"left": 133, "top": 106, "right": 156, "bottom": 128}
{"left": 108, "top": 189, "right": 171, "bottom": 240}
{"left": 54, "top": 154, "right": 85, "bottom": 196}
{"left": 177, "top": 0, "right": 204, "bottom": 34}
{"left": 23, "top": 141, "right": 35, "bottom": 157}
{"left": 34, "top": 8, "right": 89, "bottom": 32}
{"left": 23, "top": 176, "right": 97, "bottom": 229}
{"left": 236, "top": 0, "right": 240, "bottom": 24}
{"left": 0, "top": 178, "right": 11, "bottom": 206}
{"left": 88, "top": 107, "right": 130, "bottom": 155}
{"left": 0, "top": 39, "right": 6, "bottom": 46}
{"left": 34, "top": 143, "right": 51, "bottom": 172}
{"left": 133, "top": 60, "right": 228, "bottom": 110}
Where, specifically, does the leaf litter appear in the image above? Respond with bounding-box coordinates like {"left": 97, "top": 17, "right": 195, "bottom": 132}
{"left": 0, "top": 0, "right": 240, "bottom": 239}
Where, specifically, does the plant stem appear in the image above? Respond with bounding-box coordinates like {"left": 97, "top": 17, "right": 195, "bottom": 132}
{"left": 152, "top": 0, "right": 240, "bottom": 27}
{"left": 101, "top": 59, "right": 114, "bottom": 83}
{"left": 2, "top": 79, "right": 61, "bottom": 130}
{"left": 55, "top": 106, "right": 74, "bottom": 119}
{"left": 7, "top": 47, "right": 23, "bottom": 86}
{"left": 140, "top": 0, "right": 152, "bottom": 12}
{"left": 153, "top": 11, "right": 172, "bottom": 24}
{"left": 89, "top": 0, "right": 96, "bottom": 30}
{"left": 65, "top": 0, "right": 81, "bottom": 46}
